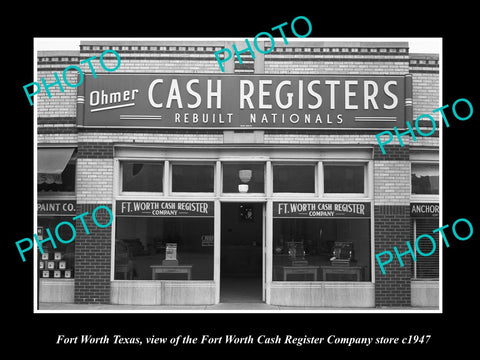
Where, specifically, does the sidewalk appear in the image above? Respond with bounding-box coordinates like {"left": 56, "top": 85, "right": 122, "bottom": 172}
{"left": 38, "top": 302, "right": 439, "bottom": 312}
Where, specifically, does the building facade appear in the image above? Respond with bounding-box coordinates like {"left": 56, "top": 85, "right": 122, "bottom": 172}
{"left": 36, "top": 40, "right": 440, "bottom": 308}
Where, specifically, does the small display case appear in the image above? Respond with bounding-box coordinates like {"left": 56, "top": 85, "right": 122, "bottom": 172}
{"left": 64, "top": 270, "right": 72, "bottom": 278}
{"left": 39, "top": 261, "right": 45, "bottom": 270}
{"left": 59, "top": 261, "right": 66, "bottom": 270}
{"left": 53, "top": 270, "right": 61, "bottom": 278}
{"left": 42, "top": 270, "right": 50, "bottom": 278}
{"left": 47, "top": 261, "right": 55, "bottom": 270}
{"left": 41, "top": 252, "right": 50, "bottom": 261}
{"left": 54, "top": 252, "right": 62, "bottom": 260}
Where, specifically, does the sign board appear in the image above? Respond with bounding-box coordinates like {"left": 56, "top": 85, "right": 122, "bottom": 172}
{"left": 38, "top": 200, "right": 76, "bottom": 215}
{"left": 79, "top": 74, "right": 407, "bottom": 130}
{"left": 201, "top": 235, "right": 214, "bottom": 247}
{"left": 116, "top": 200, "right": 214, "bottom": 217}
{"left": 165, "top": 243, "right": 177, "bottom": 261}
{"left": 410, "top": 203, "right": 439, "bottom": 217}
{"left": 273, "top": 202, "right": 371, "bottom": 218}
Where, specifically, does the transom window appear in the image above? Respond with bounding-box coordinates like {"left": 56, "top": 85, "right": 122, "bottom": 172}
{"left": 122, "top": 162, "right": 163, "bottom": 192}
{"left": 171, "top": 164, "right": 215, "bottom": 193}
{"left": 222, "top": 163, "right": 265, "bottom": 193}
{"left": 273, "top": 164, "right": 316, "bottom": 193}
{"left": 324, "top": 164, "right": 365, "bottom": 194}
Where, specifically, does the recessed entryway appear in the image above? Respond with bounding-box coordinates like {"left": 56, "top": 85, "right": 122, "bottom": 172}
{"left": 220, "top": 202, "right": 263, "bottom": 303}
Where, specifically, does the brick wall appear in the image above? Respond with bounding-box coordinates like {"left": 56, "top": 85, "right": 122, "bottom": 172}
{"left": 264, "top": 44, "right": 410, "bottom": 75}
{"left": 74, "top": 140, "right": 114, "bottom": 303}
{"left": 74, "top": 203, "right": 112, "bottom": 304}
{"left": 374, "top": 205, "right": 412, "bottom": 307}
{"left": 77, "top": 131, "right": 224, "bottom": 144}
{"left": 77, "top": 142, "right": 114, "bottom": 158}
{"left": 36, "top": 71, "right": 78, "bottom": 118}
{"left": 76, "top": 158, "right": 113, "bottom": 204}
{"left": 75, "top": 135, "right": 115, "bottom": 206}
{"left": 374, "top": 160, "right": 410, "bottom": 206}
{"left": 410, "top": 54, "right": 440, "bottom": 144}
{"left": 37, "top": 52, "right": 79, "bottom": 119}
{"left": 373, "top": 144, "right": 410, "bottom": 160}
{"left": 79, "top": 42, "right": 225, "bottom": 74}
{"left": 373, "top": 143, "right": 412, "bottom": 306}
{"left": 410, "top": 54, "right": 439, "bottom": 117}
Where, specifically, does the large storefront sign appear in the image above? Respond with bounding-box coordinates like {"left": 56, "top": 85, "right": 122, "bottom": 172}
{"left": 38, "top": 200, "right": 76, "bottom": 215}
{"left": 116, "top": 200, "right": 214, "bottom": 217}
{"left": 273, "top": 202, "right": 370, "bottom": 218}
{"left": 78, "top": 74, "right": 407, "bottom": 130}
{"left": 410, "top": 203, "right": 439, "bottom": 217}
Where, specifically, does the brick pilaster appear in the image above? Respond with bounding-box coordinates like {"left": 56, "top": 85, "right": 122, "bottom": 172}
{"left": 374, "top": 205, "right": 411, "bottom": 307}
{"left": 74, "top": 203, "right": 112, "bottom": 304}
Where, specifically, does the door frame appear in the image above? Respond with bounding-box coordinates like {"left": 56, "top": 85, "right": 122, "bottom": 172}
{"left": 215, "top": 200, "right": 267, "bottom": 303}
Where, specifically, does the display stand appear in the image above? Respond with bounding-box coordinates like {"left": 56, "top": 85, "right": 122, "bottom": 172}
{"left": 150, "top": 243, "right": 193, "bottom": 280}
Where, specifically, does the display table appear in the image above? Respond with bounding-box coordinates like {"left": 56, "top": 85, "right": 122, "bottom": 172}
{"left": 150, "top": 265, "right": 193, "bottom": 280}
{"left": 320, "top": 265, "right": 363, "bottom": 281}
{"left": 282, "top": 265, "right": 319, "bottom": 281}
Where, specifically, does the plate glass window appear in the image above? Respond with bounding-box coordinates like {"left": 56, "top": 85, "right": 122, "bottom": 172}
{"left": 114, "top": 217, "right": 214, "bottom": 280}
{"left": 273, "top": 218, "right": 371, "bottom": 282}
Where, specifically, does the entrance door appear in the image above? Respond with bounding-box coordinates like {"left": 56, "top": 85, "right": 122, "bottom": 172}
{"left": 220, "top": 203, "right": 263, "bottom": 303}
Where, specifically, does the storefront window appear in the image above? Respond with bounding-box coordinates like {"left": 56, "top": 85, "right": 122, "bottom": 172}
{"left": 37, "top": 218, "right": 75, "bottom": 279}
{"left": 38, "top": 162, "right": 76, "bottom": 193}
{"left": 413, "top": 218, "right": 439, "bottom": 279}
{"left": 273, "top": 219, "right": 371, "bottom": 282}
{"left": 122, "top": 162, "right": 163, "bottom": 192}
{"left": 222, "top": 163, "right": 265, "bottom": 193}
{"left": 324, "top": 164, "right": 364, "bottom": 194}
{"left": 273, "top": 164, "right": 315, "bottom": 193}
{"left": 411, "top": 163, "right": 439, "bottom": 195}
{"left": 114, "top": 217, "right": 214, "bottom": 280}
{"left": 172, "top": 164, "right": 214, "bottom": 193}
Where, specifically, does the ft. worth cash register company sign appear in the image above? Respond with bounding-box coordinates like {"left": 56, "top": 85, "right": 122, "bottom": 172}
{"left": 77, "top": 74, "right": 408, "bottom": 130}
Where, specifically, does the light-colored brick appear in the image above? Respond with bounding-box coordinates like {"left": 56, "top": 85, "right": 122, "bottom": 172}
{"left": 374, "top": 160, "right": 411, "bottom": 206}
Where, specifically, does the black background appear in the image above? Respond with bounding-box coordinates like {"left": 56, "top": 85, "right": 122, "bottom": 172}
{"left": 5, "top": 4, "right": 477, "bottom": 356}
